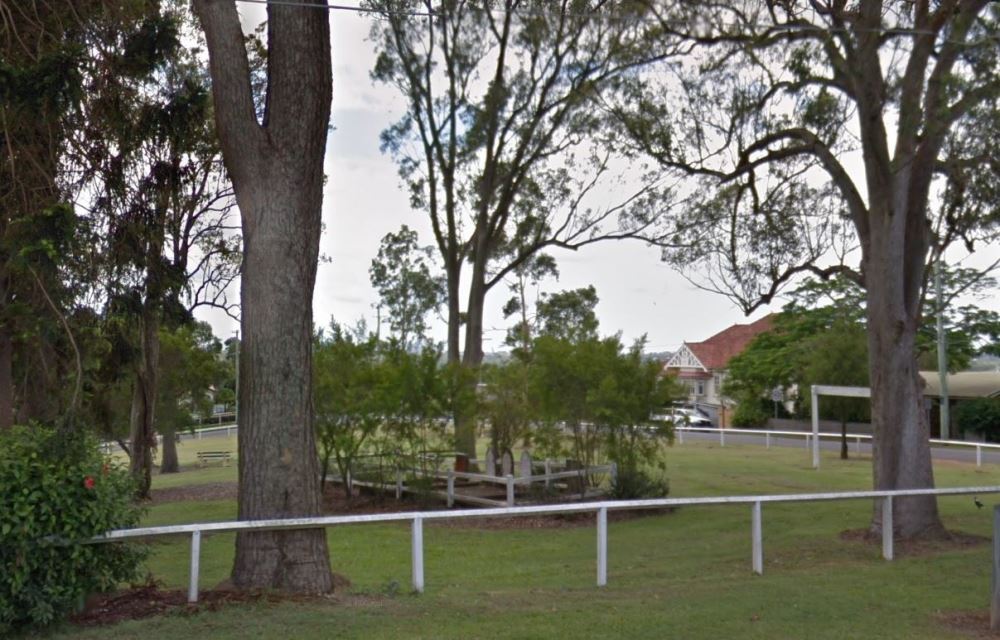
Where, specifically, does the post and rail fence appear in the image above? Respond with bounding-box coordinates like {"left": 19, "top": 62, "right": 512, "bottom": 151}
{"left": 674, "top": 425, "right": 1000, "bottom": 469}
{"left": 84, "top": 485, "right": 1000, "bottom": 608}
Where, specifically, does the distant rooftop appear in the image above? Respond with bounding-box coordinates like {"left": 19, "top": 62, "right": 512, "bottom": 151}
{"left": 920, "top": 371, "right": 1000, "bottom": 399}
{"left": 679, "top": 315, "right": 774, "bottom": 370}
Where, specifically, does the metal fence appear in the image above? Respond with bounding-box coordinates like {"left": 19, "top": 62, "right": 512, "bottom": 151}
{"left": 85, "top": 485, "right": 1000, "bottom": 604}
{"left": 675, "top": 426, "right": 1000, "bottom": 467}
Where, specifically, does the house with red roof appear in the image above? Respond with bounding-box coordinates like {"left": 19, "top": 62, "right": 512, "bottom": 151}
{"left": 662, "top": 316, "right": 774, "bottom": 424}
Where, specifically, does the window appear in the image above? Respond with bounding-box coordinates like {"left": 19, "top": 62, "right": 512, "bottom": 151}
{"left": 695, "top": 381, "right": 705, "bottom": 396}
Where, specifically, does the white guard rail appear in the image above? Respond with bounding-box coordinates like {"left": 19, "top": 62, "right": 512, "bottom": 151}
{"left": 85, "top": 485, "right": 1000, "bottom": 604}
{"left": 674, "top": 426, "right": 1000, "bottom": 468}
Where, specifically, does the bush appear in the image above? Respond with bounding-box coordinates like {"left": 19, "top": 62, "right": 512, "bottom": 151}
{"left": 0, "top": 425, "right": 146, "bottom": 634}
{"left": 610, "top": 467, "right": 669, "bottom": 500}
{"left": 732, "top": 397, "right": 770, "bottom": 428}
{"left": 956, "top": 398, "right": 1000, "bottom": 441}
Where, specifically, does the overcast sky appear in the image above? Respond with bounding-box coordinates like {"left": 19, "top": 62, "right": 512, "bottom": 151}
{"left": 197, "top": 4, "right": 1000, "bottom": 354}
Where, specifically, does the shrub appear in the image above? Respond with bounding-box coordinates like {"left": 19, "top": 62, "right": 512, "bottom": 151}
{"left": 0, "top": 425, "right": 146, "bottom": 634}
{"left": 732, "top": 396, "right": 770, "bottom": 428}
{"left": 609, "top": 467, "right": 670, "bottom": 500}
{"left": 955, "top": 398, "right": 1000, "bottom": 441}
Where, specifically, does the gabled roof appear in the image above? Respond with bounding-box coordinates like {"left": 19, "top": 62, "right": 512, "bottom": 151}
{"left": 676, "top": 315, "right": 773, "bottom": 371}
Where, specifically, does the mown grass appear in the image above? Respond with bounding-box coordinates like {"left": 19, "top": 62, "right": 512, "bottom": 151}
{"left": 43, "top": 441, "right": 1000, "bottom": 639}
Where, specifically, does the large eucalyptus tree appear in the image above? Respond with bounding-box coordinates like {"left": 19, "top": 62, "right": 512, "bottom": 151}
{"left": 619, "top": 0, "right": 1000, "bottom": 538}
{"left": 192, "top": 0, "right": 333, "bottom": 591}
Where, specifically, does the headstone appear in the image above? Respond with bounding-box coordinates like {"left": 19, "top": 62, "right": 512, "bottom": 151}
{"left": 484, "top": 447, "right": 496, "bottom": 477}
{"left": 519, "top": 450, "right": 533, "bottom": 478}
{"left": 500, "top": 449, "right": 514, "bottom": 477}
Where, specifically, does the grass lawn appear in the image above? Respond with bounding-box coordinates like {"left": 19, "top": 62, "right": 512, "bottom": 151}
{"left": 43, "top": 441, "right": 1000, "bottom": 639}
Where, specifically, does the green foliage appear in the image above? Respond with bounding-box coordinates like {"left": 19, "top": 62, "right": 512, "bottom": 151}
{"left": 156, "top": 321, "right": 225, "bottom": 436}
{"left": 314, "top": 323, "right": 385, "bottom": 495}
{"left": 731, "top": 399, "right": 770, "bottom": 428}
{"left": 314, "top": 321, "right": 459, "bottom": 495}
{"left": 369, "top": 226, "right": 443, "bottom": 350}
{"left": 609, "top": 467, "right": 669, "bottom": 500}
{"left": 955, "top": 398, "right": 1000, "bottom": 442}
{"left": 528, "top": 327, "right": 681, "bottom": 480}
{"left": 535, "top": 286, "right": 600, "bottom": 344}
{"left": 0, "top": 425, "right": 145, "bottom": 633}
{"left": 479, "top": 360, "right": 533, "bottom": 454}
{"left": 726, "top": 270, "right": 997, "bottom": 422}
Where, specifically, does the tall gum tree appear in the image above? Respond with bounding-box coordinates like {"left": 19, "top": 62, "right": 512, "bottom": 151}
{"left": 370, "top": 0, "right": 681, "bottom": 457}
{"left": 192, "top": 0, "right": 333, "bottom": 591}
{"left": 618, "top": 0, "right": 1000, "bottom": 538}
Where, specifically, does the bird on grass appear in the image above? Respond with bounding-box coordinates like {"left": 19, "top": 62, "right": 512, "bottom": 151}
{"left": 974, "top": 496, "right": 984, "bottom": 510}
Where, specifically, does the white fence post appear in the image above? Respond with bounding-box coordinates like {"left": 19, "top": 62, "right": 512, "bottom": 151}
{"left": 765, "top": 433, "right": 771, "bottom": 449}
{"left": 412, "top": 517, "right": 424, "bottom": 593}
{"left": 720, "top": 429, "right": 725, "bottom": 447}
{"left": 396, "top": 469, "right": 403, "bottom": 500}
{"left": 544, "top": 460, "right": 551, "bottom": 489}
{"left": 446, "top": 470, "right": 455, "bottom": 508}
{"left": 610, "top": 462, "right": 618, "bottom": 486}
{"left": 979, "top": 445, "right": 984, "bottom": 468}
{"left": 678, "top": 428, "right": 684, "bottom": 445}
{"left": 506, "top": 474, "right": 515, "bottom": 507}
{"left": 188, "top": 530, "right": 201, "bottom": 603}
{"left": 882, "top": 495, "right": 894, "bottom": 561}
{"left": 810, "top": 385, "right": 820, "bottom": 469}
{"left": 856, "top": 436, "right": 862, "bottom": 455}
{"left": 597, "top": 507, "right": 608, "bottom": 587}
{"left": 751, "top": 501, "right": 763, "bottom": 575}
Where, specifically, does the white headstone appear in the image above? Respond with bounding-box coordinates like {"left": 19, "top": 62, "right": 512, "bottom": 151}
{"left": 519, "top": 451, "right": 533, "bottom": 478}
{"left": 484, "top": 447, "right": 496, "bottom": 477}
{"left": 501, "top": 449, "right": 514, "bottom": 477}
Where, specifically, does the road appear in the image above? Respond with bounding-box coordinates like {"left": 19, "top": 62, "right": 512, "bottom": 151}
{"left": 678, "top": 429, "right": 1000, "bottom": 466}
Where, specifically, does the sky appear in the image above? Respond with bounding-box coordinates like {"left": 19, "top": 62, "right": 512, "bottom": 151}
{"left": 197, "top": 3, "right": 1000, "bottom": 355}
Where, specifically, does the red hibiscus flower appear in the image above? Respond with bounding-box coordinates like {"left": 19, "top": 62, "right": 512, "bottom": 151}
{"left": 84, "top": 476, "right": 95, "bottom": 490}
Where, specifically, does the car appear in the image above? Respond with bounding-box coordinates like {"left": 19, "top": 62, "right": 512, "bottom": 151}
{"left": 650, "top": 410, "right": 713, "bottom": 427}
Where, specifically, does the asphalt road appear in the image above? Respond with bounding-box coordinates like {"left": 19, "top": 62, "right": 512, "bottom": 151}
{"left": 678, "top": 429, "right": 1000, "bottom": 466}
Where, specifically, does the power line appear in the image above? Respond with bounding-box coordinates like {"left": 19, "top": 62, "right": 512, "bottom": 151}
{"left": 232, "top": 0, "right": 1000, "bottom": 43}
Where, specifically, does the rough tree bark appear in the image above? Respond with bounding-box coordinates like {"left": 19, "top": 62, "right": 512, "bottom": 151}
{"left": 128, "top": 308, "right": 159, "bottom": 499}
{"left": 193, "top": 0, "right": 333, "bottom": 592}
{"left": 160, "top": 425, "right": 179, "bottom": 473}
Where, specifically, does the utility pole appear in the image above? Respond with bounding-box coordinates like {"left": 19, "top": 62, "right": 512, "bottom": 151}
{"left": 935, "top": 263, "right": 950, "bottom": 440}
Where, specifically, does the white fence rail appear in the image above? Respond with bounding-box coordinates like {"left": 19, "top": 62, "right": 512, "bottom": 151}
{"left": 675, "top": 426, "right": 1000, "bottom": 468}
{"left": 85, "top": 485, "right": 1000, "bottom": 604}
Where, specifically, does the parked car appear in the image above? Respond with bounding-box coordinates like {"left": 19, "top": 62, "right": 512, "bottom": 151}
{"left": 650, "top": 410, "right": 713, "bottom": 427}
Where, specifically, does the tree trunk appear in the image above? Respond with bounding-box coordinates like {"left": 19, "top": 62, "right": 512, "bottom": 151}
{"left": 193, "top": 0, "right": 333, "bottom": 594}
{"left": 446, "top": 266, "right": 461, "bottom": 364}
{"left": 160, "top": 425, "right": 179, "bottom": 473}
{"left": 0, "top": 325, "right": 12, "bottom": 430}
{"left": 128, "top": 309, "right": 159, "bottom": 499}
{"left": 864, "top": 188, "right": 945, "bottom": 540}
{"left": 840, "top": 418, "right": 848, "bottom": 460}
{"left": 231, "top": 183, "right": 332, "bottom": 591}
{"left": 454, "top": 260, "right": 488, "bottom": 459}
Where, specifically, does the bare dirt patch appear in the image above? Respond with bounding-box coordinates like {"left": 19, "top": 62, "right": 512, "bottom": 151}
{"left": 934, "top": 610, "right": 1000, "bottom": 638}
{"left": 838, "top": 528, "right": 987, "bottom": 556}
{"left": 151, "top": 482, "right": 238, "bottom": 504}
{"left": 70, "top": 577, "right": 376, "bottom": 628}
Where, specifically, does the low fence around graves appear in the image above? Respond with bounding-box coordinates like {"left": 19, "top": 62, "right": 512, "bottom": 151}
{"left": 84, "top": 484, "right": 1000, "bottom": 605}
{"left": 335, "top": 448, "right": 616, "bottom": 507}
{"left": 675, "top": 426, "right": 1000, "bottom": 467}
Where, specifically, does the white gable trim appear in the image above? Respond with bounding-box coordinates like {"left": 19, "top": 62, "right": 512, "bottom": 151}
{"left": 665, "top": 344, "right": 706, "bottom": 371}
